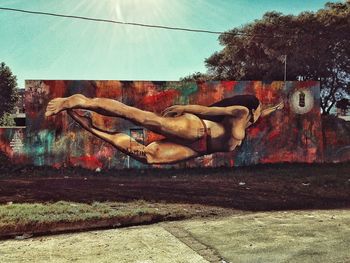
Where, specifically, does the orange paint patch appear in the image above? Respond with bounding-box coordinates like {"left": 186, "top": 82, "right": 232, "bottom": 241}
{"left": 95, "top": 81, "right": 122, "bottom": 98}
{"left": 134, "top": 81, "right": 158, "bottom": 94}
{"left": 194, "top": 82, "right": 224, "bottom": 106}
{"left": 261, "top": 151, "right": 295, "bottom": 163}
{"left": 91, "top": 112, "right": 116, "bottom": 130}
{"left": 43, "top": 80, "right": 66, "bottom": 98}
{"left": 254, "top": 82, "right": 282, "bottom": 105}
{"left": 146, "top": 132, "right": 165, "bottom": 144}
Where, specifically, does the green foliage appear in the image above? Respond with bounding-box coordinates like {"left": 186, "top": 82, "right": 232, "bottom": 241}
{"left": 0, "top": 112, "right": 16, "bottom": 126}
{"left": 0, "top": 62, "right": 18, "bottom": 119}
{"left": 193, "top": 2, "right": 350, "bottom": 115}
{"left": 180, "top": 72, "right": 211, "bottom": 82}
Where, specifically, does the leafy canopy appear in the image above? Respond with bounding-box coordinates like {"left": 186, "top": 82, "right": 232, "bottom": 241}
{"left": 0, "top": 62, "right": 18, "bottom": 126}
{"left": 186, "top": 2, "right": 350, "bottom": 115}
{"left": 0, "top": 62, "right": 18, "bottom": 118}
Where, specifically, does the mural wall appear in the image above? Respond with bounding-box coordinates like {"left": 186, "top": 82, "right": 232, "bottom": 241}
{"left": 0, "top": 80, "right": 340, "bottom": 169}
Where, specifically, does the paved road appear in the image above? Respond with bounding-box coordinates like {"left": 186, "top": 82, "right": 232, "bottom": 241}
{"left": 1, "top": 209, "right": 349, "bottom": 263}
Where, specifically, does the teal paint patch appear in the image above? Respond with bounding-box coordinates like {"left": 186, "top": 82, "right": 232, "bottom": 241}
{"left": 25, "top": 130, "right": 55, "bottom": 166}
{"left": 168, "top": 82, "right": 198, "bottom": 104}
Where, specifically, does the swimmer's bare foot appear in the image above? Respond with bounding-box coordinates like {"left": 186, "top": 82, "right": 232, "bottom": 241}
{"left": 45, "top": 98, "right": 68, "bottom": 117}
{"left": 45, "top": 94, "right": 88, "bottom": 117}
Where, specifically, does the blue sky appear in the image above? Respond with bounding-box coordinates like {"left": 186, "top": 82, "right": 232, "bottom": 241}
{"left": 0, "top": 0, "right": 332, "bottom": 87}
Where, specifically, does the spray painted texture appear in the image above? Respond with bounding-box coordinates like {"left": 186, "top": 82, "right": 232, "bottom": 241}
{"left": 0, "top": 80, "right": 321, "bottom": 169}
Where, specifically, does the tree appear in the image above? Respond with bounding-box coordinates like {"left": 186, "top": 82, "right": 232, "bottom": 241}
{"left": 189, "top": 2, "right": 349, "bottom": 115}
{"left": 335, "top": 98, "right": 349, "bottom": 115}
{"left": 0, "top": 62, "right": 18, "bottom": 124}
{"left": 0, "top": 112, "right": 16, "bottom": 126}
{"left": 179, "top": 72, "right": 210, "bottom": 82}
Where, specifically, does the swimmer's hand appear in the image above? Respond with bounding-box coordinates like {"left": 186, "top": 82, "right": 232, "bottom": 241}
{"left": 162, "top": 105, "right": 185, "bottom": 117}
{"left": 261, "top": 101, "right": 284, "bottom": 117}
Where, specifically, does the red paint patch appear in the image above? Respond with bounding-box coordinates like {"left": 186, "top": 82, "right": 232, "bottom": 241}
{"left": 222, "top": 81, "right": 237, "bottom": 92}
{"left": 324, "top": 131, "right": 338, "bottom": 145}
{"left": 261, "top": 151, "right": 295, "bottom": 163}
{"left": 140, "top": 90, "right": 179, "bottom": 112}
{"left": 70, "top": 155, "right": 103, "bottom": 170}
{"left": 296, "top": 81, "right": 318, "bottom": 89}
{"left": 52, "top": 163, "right": 62, "bottom": 169}
{"left": 247, "top": 127, "right": 262, "bottom": 138}
{"left": 268, "top": 130, "right": 281, "bottom": 141}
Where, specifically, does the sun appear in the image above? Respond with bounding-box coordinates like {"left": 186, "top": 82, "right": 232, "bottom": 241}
{"left": 106, "top": 0, "right": 169, "bottom": 22}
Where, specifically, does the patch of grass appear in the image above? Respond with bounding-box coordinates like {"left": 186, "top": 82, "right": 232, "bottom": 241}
{"left": 0, "top": 201, "right": 236, "bottom": 236}
{"left": 0, "top": 201, "right": 158, "bottom": 229}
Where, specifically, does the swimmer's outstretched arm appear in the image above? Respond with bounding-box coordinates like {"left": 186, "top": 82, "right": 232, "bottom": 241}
{"left": 260, "top": 101, "right": 284, "bottom": 118}
{"left": 162, "top": 104, "right": 249, "bottom": 118}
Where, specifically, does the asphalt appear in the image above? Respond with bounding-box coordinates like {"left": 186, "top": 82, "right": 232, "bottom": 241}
{"left": 1, "top": 209, "right": 349, "bottom": 263}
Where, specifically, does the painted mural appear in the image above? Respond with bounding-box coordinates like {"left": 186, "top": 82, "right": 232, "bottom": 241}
{"left": 45, "top": 92, "right": 284, "bottom": 165}
{"left": 2, "top": 80, "right": 343, "bottom": 169}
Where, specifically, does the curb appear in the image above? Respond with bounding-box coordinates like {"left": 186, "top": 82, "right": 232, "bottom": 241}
{"left": 0, "top": 213, "right": 186, "bottom": 240}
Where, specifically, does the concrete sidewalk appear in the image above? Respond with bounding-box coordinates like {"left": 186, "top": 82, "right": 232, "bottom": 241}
{"left": 1, "top": 209, "right": 349, "bottom": 263}
{"left": 0, "top": 226, "right": 209, "bottom": 263}
{"left": 180, "top": 209, "right": 350, "bottom": 263}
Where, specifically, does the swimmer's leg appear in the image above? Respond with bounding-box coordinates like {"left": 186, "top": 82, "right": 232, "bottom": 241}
{"left": 67, "top": 110, "right": 147, "bottom": 163}
{"left": 47, "top": 94, "right": 204, "bottom": 141}
{"left": 67, "top": 110, "right": 199, "bottom": 164}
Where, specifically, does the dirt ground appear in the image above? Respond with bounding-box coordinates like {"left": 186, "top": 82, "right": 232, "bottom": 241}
{"left": 0, "top": 162, "right": 349, "bottom": 262}
{"left": 0, "top": 162, "right": 349, "bottom": 211}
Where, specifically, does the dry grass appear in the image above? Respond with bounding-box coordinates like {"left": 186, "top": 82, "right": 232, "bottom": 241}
{"left": 0, "top": 201, "right": 161, "bottom": 233}
{"left": 0, "top": 201, "right": 237, "bottom": 237}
